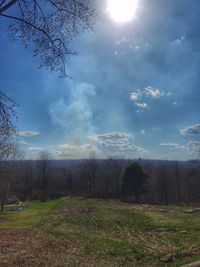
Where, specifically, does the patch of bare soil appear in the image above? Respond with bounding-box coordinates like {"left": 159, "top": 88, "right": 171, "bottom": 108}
{"left": 59, "top": 205, "right": 96, "bottom": 219}
{"left": 42, "top": 205, "right": 99, "bottom": 231}
{"left": 0, "top": 230, "right": 108, "bottom": 267}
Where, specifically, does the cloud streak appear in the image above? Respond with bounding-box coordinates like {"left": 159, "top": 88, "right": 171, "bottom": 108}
{"left": 57, "top": 143, "right": 100, "bottom": 159}
{"left": 180, "top": 124, "right": 200, "bottom": 135}
{"left": 18, "top": 131, "right": 40, "bottom": 137}
{"left": 160, "top": 143, "right": 185, "bottom": 149}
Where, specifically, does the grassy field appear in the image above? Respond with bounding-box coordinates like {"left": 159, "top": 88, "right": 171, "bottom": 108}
{"left": 1, "top": 197, "right": 200, "bottom": 266}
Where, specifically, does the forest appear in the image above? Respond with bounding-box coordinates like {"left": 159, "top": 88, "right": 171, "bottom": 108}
{"left": 1, "top": 156, "right": 200, "bottom": 212}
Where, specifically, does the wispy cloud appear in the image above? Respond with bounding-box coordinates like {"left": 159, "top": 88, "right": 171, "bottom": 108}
{"left": 160, "top": 140, "right": 200, "bottom": 158}
{"left": 18, "top": 131, "right": 40, "bottom": 137}
{"left": 180, "top": 124, "right": 200, "bottom": 135}
{"left": 18, "top": 140, "right": 27, "bottom": 145}
{"left": 57, "top": 143, "right": 100, "bottom": 159}
{"left": 48, "top": 82, "right": 96, "bottom": 141}
{"left": 160, "top": 143, "right": 185, "bottom": 149}
{"left": 28, "top": 147, "right": 42, "bottom": 151}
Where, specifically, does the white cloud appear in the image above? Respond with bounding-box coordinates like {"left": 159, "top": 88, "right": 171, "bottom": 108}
{"left": 130, "top": 87, "right": 171, "bottom": 110}
{"left": 18, "top": 131, "right": 40, "bottom": 137}
{"left": 135, "top": 102, "right": 148, "bottom": 109}
{"left": 90, "top": 132, "right": 133, "bottom": 146}
{"left": 180, "top": 124, "right": 200, "bottom": 135}
{"left": 186, "top": 141, "right": 200, "bottom": 157}
{"left": 130, "top": 90, "right": 141, "bottom": 101}
{"left": 145, "top": 87, "right": 171, "bottom": 98}
{"left": 90, "top": 132, "right": 147, "bottom": 158}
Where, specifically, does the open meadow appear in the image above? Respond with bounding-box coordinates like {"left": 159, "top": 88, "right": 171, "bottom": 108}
{"left": 1, "top": 197, "right": 200, "bottom": 266}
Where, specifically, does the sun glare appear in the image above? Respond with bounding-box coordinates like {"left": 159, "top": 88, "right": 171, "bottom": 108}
{"left": 107, "top": 0, "right": 138, "bottom": 23}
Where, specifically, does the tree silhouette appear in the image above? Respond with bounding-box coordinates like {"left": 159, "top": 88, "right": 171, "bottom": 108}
{"left": 0, "top": 0, "right": 97, "bottom": 77}
{"left": 0, "top": 90, "right": 17, "bottom": 159}
{"left": 121, "top": 162, "right": 148, "bottom": 202}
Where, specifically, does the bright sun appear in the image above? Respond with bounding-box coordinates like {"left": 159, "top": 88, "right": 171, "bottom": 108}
{"left": 107, "top": 0, "right": 138, "bottom": 23}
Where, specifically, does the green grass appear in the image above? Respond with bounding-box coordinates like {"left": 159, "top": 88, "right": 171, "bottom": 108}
{"left": 0, "top": 197, "right": 65, "bottom": 229}
{"left": 1, "top": 197, "right": 200, "bottom": 266}
{"left": 42, "top": 198, "right": 200, "bottom": 266}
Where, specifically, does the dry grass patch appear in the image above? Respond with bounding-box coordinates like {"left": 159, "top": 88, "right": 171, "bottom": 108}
{"left": 2, "top": 197, "right": 200, "bottom": 266}
{"left": 0, "top": 230, "right": 114, "bottom": 267}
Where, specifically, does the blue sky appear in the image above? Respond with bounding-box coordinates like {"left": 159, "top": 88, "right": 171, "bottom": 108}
{"left": 0, "top": 0, "right": 200, "bottom": 160}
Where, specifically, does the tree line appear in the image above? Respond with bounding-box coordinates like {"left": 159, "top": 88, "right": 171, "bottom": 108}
{"left": 1, "top": 151, "right": 200, "bottom": 211}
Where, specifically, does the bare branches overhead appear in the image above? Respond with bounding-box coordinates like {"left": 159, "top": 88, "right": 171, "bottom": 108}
{"left": 0, "top": 90, "right": 17, "bottom": 160}
{"left": 0, "top": 0, "right": 97, "bottom": 77}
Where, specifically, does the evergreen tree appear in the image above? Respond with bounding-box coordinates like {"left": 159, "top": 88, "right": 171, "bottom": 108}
{"left": 121, "top": 162, "right": 148, "bottom": 202}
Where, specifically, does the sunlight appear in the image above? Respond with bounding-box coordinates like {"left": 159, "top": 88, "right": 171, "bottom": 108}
{"left": 107, "top": 0, "right": 138, "bottom": 23}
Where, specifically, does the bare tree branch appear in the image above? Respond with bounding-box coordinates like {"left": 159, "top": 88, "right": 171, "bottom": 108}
{"left": 0, "top": 0, "right": 97, "bottom": 78}
{"left": 0, "top": 0, "right": 16, "bottom": 14}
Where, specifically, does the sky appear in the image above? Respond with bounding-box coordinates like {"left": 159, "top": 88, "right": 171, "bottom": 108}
{"left": 0, "top": 0, "right": 200, "bottom": 160}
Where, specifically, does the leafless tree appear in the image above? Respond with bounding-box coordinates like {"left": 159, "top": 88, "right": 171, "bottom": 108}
{"left": 0, "top": 0, "right": 97, "bottom": 77}
{"left": 174, "top": 161, "right": 182, "bottom": 204}
{"left": 21, "top": 160, "right": 34, "bottom": 200}
{"left": 87, "top": 152, "right": 98, "bottom": 195}
{"left": 156, "top": 165, "right": 169, "bottom": 205}
{"left": 80, "top": 152, "right": 98, "bottom": 196}
{"left": 38, "top": 150, "right": 52, "bottom": 201}
{"left": 0, "top": 146, "right": 23, "bottom": 211}
{"left": 74, "top": 152, "right": 98, "bottom": 196}
{"left": 101, "top": 157, "right": 122, "bottom": 198}
{"left": 0, "top": 90, "right": 17, "bottom": 158}
{"left": 0, "top": 90, "right": 19, "bottom": 211}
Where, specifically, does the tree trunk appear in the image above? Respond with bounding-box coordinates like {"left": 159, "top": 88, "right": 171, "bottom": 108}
{"left": 1, "top": 201, "right": 4, "bottom": 212}
{"left": 1, "top": 194, "right": 6, "bottom": 212}
{"left": 164, "top": 187, "right": 168, "bottom": 205}
{"left": 135, "top": 194, "right": 140, "bottom": 203}
{"left": 175, "top": 163, "right": 181, "bottom": 204}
